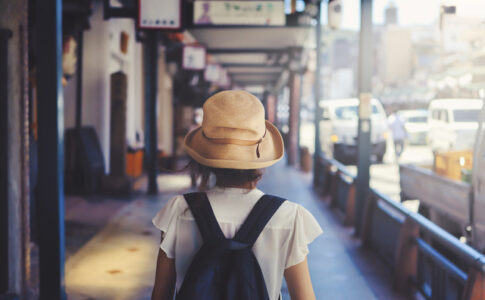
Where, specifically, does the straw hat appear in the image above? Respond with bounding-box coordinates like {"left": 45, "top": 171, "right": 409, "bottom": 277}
{"left": 184, "top": 90, "right": 284, "bottom": 169}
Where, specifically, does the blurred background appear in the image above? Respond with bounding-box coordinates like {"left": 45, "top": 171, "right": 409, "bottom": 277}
{"left": 2, "top": 0, "right": 485, "bottom": 299}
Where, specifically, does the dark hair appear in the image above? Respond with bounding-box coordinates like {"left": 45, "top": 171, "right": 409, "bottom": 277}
{"left": 188, "top": 159, "right": 264, "bottom": 190}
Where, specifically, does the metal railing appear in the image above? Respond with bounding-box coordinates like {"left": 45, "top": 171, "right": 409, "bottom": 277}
{"left": 315, "top": 154, "right": 485, "bottom": 300}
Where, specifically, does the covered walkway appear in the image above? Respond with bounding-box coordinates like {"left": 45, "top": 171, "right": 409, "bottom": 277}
{"left": 3, "top": 1, "right": 485, "bottom": 299}
{"left": 64, "top": 160, "right": 407, "bottom": 300}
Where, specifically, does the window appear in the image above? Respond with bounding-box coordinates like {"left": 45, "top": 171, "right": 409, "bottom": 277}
{"left": 334, "top": 104, "right": 382, "bottom": 120}
{"left": 407, "top": 116, "right": 427, "bottom": 123}
{"left": 453, "top": 109, "right": 481, "bottom": 123}
{"left": 322, "top": 108, "right": 330, "bottom": 120}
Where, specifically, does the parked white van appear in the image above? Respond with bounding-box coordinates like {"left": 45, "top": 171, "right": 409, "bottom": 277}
{"left": 319, "top": 98, "right": 389, "bottom": 163}
{"left": 427, "top": 98, "right": 483, "bottom": 153}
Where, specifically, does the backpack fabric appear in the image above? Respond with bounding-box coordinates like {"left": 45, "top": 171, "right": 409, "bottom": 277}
{"left": 176, "top": 192, "right": 285, "bottom": 300}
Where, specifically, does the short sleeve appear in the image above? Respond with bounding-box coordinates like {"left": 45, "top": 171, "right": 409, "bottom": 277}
{"left": 152, "top": 195, "right": 183, "bottom": 259}
{"left": 285, "top": 205, "right": 323, "bottom": 269}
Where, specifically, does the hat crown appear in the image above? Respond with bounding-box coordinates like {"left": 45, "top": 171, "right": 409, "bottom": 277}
{"left": 202, "top": 90, "right": 266, "bottom": 140}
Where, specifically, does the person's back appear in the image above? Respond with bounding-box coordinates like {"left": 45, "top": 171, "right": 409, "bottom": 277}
{"left": 151, "top": 90, "right": 322, "bottom": 300}
{"left": 390, "top": 113, "right": 407, "bottom": 141}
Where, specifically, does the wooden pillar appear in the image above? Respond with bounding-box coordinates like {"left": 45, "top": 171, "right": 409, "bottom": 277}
{"left": 313, "top": 0, "right": 323, "bottom": 186}
{"left": 267, "top": 94, "right": 276, "bottom": 124}
{"left": 329, "top": 171, "right": 339, "bottom": 207}
{"left": 462, "top": 270, "right": 485, "bottom": 300}
{"left": 0, "top": 28, "right": 12, "bottom": 296}
{"left": 361, "top": 193, "right": 377, "bottom": 248}
{"left": 109, "top": 72, "right": 128, "bottom": 177}
{"left": 345, "top": 183, "right": 356, "bottom": 227}
{"left": 288, "top": 72, "right": 301, "bottom": 166}
{"left": 393, "top": 218, "right": 419, "bottom": 292}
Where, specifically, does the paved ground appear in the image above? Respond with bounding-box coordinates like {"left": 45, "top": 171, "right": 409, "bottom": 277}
{"left": 65, "top": 174, "right": 192, "bottom": 300}
{"left": 259, "top": 161, "right": 408, "bottom": 300}
{"left": 64, "top": 161, "right": 410, "bottom": 300}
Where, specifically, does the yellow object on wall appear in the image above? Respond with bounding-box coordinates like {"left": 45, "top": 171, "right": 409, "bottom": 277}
{"left": 434, "top": 150, "right": 473, "bottom": 181}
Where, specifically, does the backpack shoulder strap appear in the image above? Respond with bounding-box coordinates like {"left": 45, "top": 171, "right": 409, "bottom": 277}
{"left": 184, "top": 192, "right": 225, "bottom": 242}
{"left": 233, "top": 194, "right": 285, "bottom": 246}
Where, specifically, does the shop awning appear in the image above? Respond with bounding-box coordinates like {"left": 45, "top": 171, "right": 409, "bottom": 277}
{"left": 188, "top": 26, "right": 314, "bottom": 89}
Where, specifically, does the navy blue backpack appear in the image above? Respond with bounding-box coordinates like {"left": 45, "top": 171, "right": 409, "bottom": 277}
{"left": 176, "top": 192, "right": 285, "bottom": 300}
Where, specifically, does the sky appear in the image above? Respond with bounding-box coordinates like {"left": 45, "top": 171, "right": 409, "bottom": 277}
{"left": 320, "top": 0, "right": 485, "bottom": 30}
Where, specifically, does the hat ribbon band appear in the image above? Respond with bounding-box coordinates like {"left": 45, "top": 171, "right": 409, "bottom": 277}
{"left": 202, "top": 130, "right": 267, "bottom": 158}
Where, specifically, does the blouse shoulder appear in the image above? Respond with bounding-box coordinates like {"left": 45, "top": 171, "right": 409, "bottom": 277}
{"left": 272, "top": 200, "right": 323, "bottom": 269}
{"left": 269, "top": 200, "right": 320, "bottom": 230}
{"left": 151, "top": 194, "right": 190, "bottom": 259}
{"left": 152, "top": 194, "right": 188, "bottom": 233}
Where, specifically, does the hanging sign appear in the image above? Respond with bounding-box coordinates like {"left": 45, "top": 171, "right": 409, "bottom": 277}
{"left": 204, "top": 64, "right": 221, "bottom": 82}
{"left": 193, "top": 1, "right": 285, "bottom": 26}
{"left": 359, "top": 93, "right": 372, "bottom": 119}
{"left": 182, "top": 45, "right": 206, "bottom": 70}
{"left": 218, "top": 69, "right": 231, "bottom": 88}
{"left": 139, "top": 0, "right": 181, "bottom": 29}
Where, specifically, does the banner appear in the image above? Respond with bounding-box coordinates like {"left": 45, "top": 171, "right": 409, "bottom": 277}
{"left": 194, "top": 1, "right": 285, "bottom": 26}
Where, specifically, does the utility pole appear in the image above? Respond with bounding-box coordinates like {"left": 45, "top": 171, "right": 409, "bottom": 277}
{"left": 313, "top": 0, "right": 323, "bottom": 185}
{"left": 355, "top": 0, "right": 373, "bottom": 235}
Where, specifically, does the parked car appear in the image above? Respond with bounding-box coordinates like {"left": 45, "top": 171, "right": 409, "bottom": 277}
{"left": 399, "top": 109, "right": 429, "bottom": 145}
{"left": 319, "top": 98, "right": 389, "bottom": 164}
{"left": 427, "top": 99, "right": 483, "bottom": 153}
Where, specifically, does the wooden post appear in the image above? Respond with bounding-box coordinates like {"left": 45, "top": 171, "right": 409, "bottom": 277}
{"left": 322, "top": 163, "right": 330, "bottom": 196}
{"left": 393, "top": 218, "right": 419, "bottom": 292}
{"left": 0, "top": 28, "right": 12, "bottom": 296}
{"left": 267, "top": 94, "right": 276, "bottom": 124}
{"left": 345, "top": 183, "right": 356, "bottom": 227}
{"left": 288, "top": 72, "right": 301, "bottom": 166}
{"left": 462, "top": 269, "right": 485, "bottom": 300}
{"left": 330, "top": 171, "right": 339, "bottom": 208}
{"left": 361, "top": 193, "right": 377, "bottom": 247}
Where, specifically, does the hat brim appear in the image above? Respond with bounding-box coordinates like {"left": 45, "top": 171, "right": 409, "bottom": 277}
{"left": 183, "top": 120, "right": 284, "bottom": 169}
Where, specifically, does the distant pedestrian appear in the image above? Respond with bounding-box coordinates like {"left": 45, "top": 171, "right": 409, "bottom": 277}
{"left": 389, "top": 112, "right": 407, "bottom": 158}
{"left": 151, "top": 90, "right": 322, "bottom": 300}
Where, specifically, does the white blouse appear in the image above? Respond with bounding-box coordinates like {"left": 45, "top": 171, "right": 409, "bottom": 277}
{"left": 152, "top": 186, "right": 323, "bottom": 300}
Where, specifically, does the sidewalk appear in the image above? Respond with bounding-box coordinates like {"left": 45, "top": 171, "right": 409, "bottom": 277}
{"left": 259, "top": 161, "right": 408, "bottom": 300}
{"left": 65, "top": 174, "right": 192, "bottom": 300}
{"left": 65, "top": 161, "right": 408, "bottom": 300}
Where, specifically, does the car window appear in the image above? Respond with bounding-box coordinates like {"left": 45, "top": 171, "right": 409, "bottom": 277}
{"left": 453, "top": 109, "right": 481, "bottom": 123}
{"left": 322, "top": 107, "right": 330, "bottom": 120}
{"left": 407, "top": 116, "right": 427, "bottom": 123}
{"left": 334, "top": 104, "right": 382, "bottom": 120}
{"left": 335, "top": 106, "right": 358, "bottom": 120}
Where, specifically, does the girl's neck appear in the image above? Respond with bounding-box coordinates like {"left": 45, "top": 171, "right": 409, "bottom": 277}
{"left": 216, "top": 182, "right": 256, "bottom": 190}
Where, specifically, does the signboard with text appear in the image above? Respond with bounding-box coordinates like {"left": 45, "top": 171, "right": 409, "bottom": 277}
{"left": 183, "top": 45, "right": 206, "bottom": 70}
{"left": 194, "top": 1, "right": 285, "bottom": 26}
{"left": 139, "top": 0, "right": 181, "bottom": 29}
{"left": 204, "top": 64, "right": 221, "bottom": 82}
